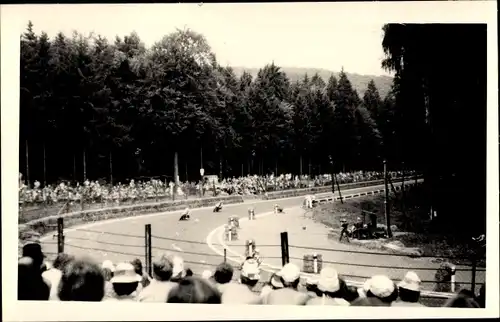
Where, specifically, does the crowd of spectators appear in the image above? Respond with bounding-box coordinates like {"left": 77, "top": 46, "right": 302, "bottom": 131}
{"left": 19, "top": 170, "right": 414, "bottom": 207}
{"left": 18, "top": 241, "right": 484, "bottom": 308}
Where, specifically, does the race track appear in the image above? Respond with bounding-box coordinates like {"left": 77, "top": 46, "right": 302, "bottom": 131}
{"left": 39, "top": 182, "right": 484, "bottom": 294}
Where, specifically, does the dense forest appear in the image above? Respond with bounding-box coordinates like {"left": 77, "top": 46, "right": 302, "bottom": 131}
{"left": 19, "top": 22, "right": 486, "bottom": 234}
{"left": 20, "top": 22, "right": 395, "bottom": 184}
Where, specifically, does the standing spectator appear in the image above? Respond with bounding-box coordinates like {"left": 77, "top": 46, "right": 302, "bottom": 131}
{"left": 131, "top": 258, "right": 151, "bottom": 288}
{"left": 18, "top": 256, "right": 50, "bottom": 301}
{"left": 42, "top": 253, "right": 75, "bottom": 301}
{"left": 58, "top": 257, "right": 105, "bottom": 302}
{"left": 351, "top": 275, "right": 398, "bottom": 307}
{"left": 392, "top": 271, "right": 426, "bottom": 307}
{"left": 306, "top": 267, "right": 350, "bottom": 306}
{"left": 137, "top": 254, "right": 176, "bottom": 303}
{"left": 264, "top": 263, "right": 310, "bottom": 305}
{"left": 105, "top": 262, "right": 142, "bottom": 302}
{"left": 213, "top": 262, "right": 234, "bottom": 295}
{"left": 339, "top": 218, "right": 350, "bottom": 242}
{"left": 220, "top": 258, "right": 262, "bottom": 304}
{"left": 167, "top": 277, "right": 221, "bottom": 304}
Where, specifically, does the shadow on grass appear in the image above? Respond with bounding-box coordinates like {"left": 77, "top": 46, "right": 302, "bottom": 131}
{"left": 312, "top": 186, "right": 485, "bottom": 267}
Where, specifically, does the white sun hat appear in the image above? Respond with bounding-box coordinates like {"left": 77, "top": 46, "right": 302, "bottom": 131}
{"left": 368, "top": 275, "right": 395, "bottom": 298}
{"left": 317, "top": 266, "right": 340, "bottom": 293}
{"left": 110, "top": 262, "right": 142, "bottom": 284}
{"left": 398, "top": 271, "right": 421, "bottom": 292}
{"left": 241, "top": 258, "right": 260, "bottom": 281}
{"left": 279, "top": 263, "right": 301, "bottom": 283}
{"left": 101, "top": 260, "right": 115, "bottom": 272}
{"left": 202, "top": 270, "right": 213, "bottom": 279}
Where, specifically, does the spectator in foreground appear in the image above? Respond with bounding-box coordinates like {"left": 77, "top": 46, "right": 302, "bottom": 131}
{"left": 105, "top": 262, "right": 142, "bottom": 301}
{"left": 305, "top": 267, "right": 349, "bottom": 306}
{"left": 137, "top": 254, "right": 176, "bottom": 302}
{"left": 58, "top": 257, "right": 105, "bottom": 302}
{"left": 201, "top": 270, "right": 213, "bottom": 280}
{"left": 213, "top": 262, "right": 234, "bottom": 295}
{"left": 101, "top": 260, "right": 116, "bottom": 299}
{"left": 22, "top": 242, "right": 46, "bottom": 273}
{"left": 443, "top": 292, "right": 480, "bottom": 308}
{"left": 18, "top": 256, "right": 50, "bottom": 301}
{"left": 42, "top": 253, "right": 75, "bottom": 301}
{"left": 351, "top": 275, "right": 398, "bottom": 307}
{"left": 392, "top": 271, "right": 426, "bottom": 307}
{"left": 264, "top": 263, "right": 310, "bottom": 305}
{"left": 131, "top": 258, "right": 150, "bottom": 288}
{"left": 101, "top": 260, "right": 115, "bottom": 282}
{"left": 168, "top": 255, "right": 187, "bottom": 283}
{"left": 167, "top": 276, "right": 221, "bottom": 304}
{"left": 220, "top": 258, "right": 261, "bottom": 304}
{"left": 476, "top": 284, "right": 485, "bottom": 308}
{"left": 260, "top": 272, "right": 284, "bottom": 301}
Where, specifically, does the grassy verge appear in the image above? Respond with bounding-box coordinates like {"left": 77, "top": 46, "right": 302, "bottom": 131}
{"left": 312, "top": 185, "right": 485, "bottom": 267}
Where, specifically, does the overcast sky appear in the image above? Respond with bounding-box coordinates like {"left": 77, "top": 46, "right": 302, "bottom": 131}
{"left": 9, "top": 3, "right": 392, "bottom": 76}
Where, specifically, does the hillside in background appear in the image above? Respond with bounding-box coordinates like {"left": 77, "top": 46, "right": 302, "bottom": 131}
{"left": 231, "top": 66, "right": 394, "bottom": 99}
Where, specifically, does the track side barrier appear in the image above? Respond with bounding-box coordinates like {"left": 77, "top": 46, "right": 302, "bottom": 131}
{"left": 19, "top": 195, "right": 244, "bottom": 245}
{"left": 263, "top": 176, "right": 423, "bottom": 201}
{"left": 313, "top": 179, "right": 424, "bottom": 205}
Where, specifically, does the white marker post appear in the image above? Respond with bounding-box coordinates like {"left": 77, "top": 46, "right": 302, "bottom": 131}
{"left": 313, "top": 253, "right": 318, "bottom": 274}
{"left": 199, "top": 168, "right": 205, "bottom": 197}
{"left": 248, "top": 208, "right": 255, "bottom": 220}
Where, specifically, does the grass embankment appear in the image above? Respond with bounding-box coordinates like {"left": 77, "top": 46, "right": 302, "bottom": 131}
{"left": 312, "top": 186, "right": 485, "bottom": 266}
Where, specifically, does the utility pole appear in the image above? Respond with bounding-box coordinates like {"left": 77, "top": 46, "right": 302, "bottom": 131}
{"left": 329, "top": 155, "right": 335, "bottom": 194}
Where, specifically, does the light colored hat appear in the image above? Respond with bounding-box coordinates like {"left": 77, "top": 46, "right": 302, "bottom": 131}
{"left": 279, "top": 263, "right": 301, "bottom": 283}
{"left": 202, "top": 270, "right": 213, "bottom": 279}
{"left": 110, "top": 262, "right": 142, "bottom": 284}
{"left": 270, "top": 273, "right": 284, "bottom": 288}
{"left": 101, "top": 260, "right": 115, "bottom": 272}
{"left": 368, "top": 275, "right": 395, "bottom": 298}
{"left": 306, "top": 276, "right": 318, "bottom": 285}
{"left": 170, "top": 255, "right": 185, "bottom": 277}
{"left": 398, "top": 271, "right": 421, "bottom": 292}
{"left": 241, "top": 258, "right": 260, "bottom": 280}
{"left": 317, "top": 267, "right": 340, "bottom": 293}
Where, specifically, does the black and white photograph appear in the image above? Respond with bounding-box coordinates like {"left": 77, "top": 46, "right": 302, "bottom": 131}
{"left": 2, "top": 2, "right": 498, "bottom": 320}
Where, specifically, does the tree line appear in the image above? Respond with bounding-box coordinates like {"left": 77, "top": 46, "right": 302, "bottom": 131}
{"left": 20, "top": 21, "right": 401, "bottom": 185}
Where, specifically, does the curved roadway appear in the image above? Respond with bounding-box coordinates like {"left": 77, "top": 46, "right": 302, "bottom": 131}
{"left": 40, "top": 186, "right": 337, "bottom": 271}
